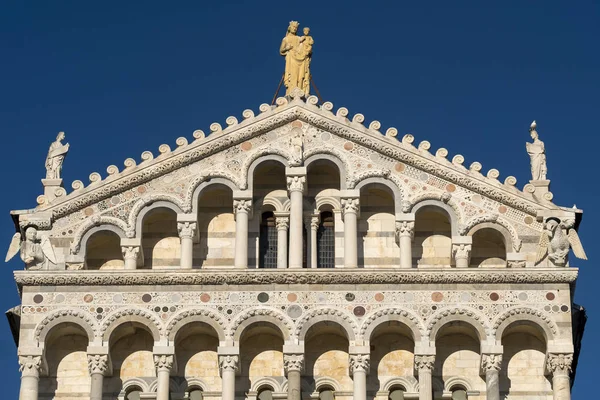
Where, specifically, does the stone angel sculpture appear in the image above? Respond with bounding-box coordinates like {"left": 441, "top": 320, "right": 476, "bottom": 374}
{"left": 535, "top": 219, "right": 587, "bottom": 267}
{"left": 5, "top": 227, "right": 56, "bottom": 270}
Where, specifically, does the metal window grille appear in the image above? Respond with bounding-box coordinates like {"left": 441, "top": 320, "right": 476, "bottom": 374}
{"left": 259, "top": 213, "right": 278, "bottom": 269}
{"left": 317, "top": 212, "right": 335, "bottom": 268}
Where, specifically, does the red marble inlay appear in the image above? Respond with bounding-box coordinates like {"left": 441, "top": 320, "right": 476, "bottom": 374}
{"left": 241, "top": 141, "right": 252, "bottom": 151}
{"left": 546, "top": 292, "right": 555, "bottom": 301}
{"left": 395, "top": 163, "right": 406, "bottom": 172}
{"left": 431, "top": 292, "right": 444, "bottom": 302}
{"left": 374, "top": 293, "right": 384, "bottom": 302}
{"left": 287, "top": 293, "right": 298, "bottom": 302}
{"left": 200, "top": 293, "right": 211, "bottom": 303}
{"left": 446, "top": 184, "right": 456, "bottom": 193}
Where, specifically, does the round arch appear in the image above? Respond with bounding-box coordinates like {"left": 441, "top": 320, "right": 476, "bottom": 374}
{"left": 492, "top": 307, "right": 557, "bottom": 343}
{"left": 101, "top": 308, "right": 162, "bottom": 343}
{"left": 71, "top": 216, "right": 129, "bottom": 254}
{"left": 165, "top": 308, "right": 227, "bottom": 343}
{"left": 382, "top": 377, "right": 418, "bottom": 393}
{"left": 467, "top": 222, "right": 513, "bottom": 251}
{"left": 296, "top": 308, "right": 358, "bottom": 342}
{"left": 304, "top": 153, "right": 348, "bottom": 190}
{"left": 35, "top": 309, "right": 96, "bottom": 345}
{"left": 230, "top": 307, "right": 294, "bottom": 341}
{"left": 354, "top": 177, "right": 403, "bottom": 214}
{"left": 411, "top": 200, "right": 460, "bottom": 236}
{"left": 443, "top": 376, "right": 473, "bottom": 392}
{"left": 245, "top": 154, "right": 290, "bottom": 190}
{"left": 427, "top": 307, "right": 490, "bottom": 343}
{"left": 191, "top": 178, "right": 239, "bottom": 214}
{"left": 359, "top": 308, "right": 424, "bottom": 342}
{"left": 131, "top": 198, "right": 184, "bottom": 238}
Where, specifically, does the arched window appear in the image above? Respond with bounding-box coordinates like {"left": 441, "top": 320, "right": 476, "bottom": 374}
{"left": 258, "top": 387, "right": 274, "bottom": 400}
{"left": 125, "top": 386, "right": 143, "bottom": 400}
{"left": 388, "top": 386, "right": 406, "bottom": 400}
{"left": 259, "top": 212, "right": 278, "bottom": 268}
{"left": 187, "top": 387, "right": 203, "bottom": 400}
{"left": 319, "top": 388, "right": 335, "bottom": 400}
{"left": 317, "top": 211, "right": 335, "bottom": 268}
{"left": 451, "top": 387, "right": 468, "bottom": 400}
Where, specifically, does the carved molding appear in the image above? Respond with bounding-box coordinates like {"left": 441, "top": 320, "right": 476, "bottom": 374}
{"left": 100, "top": 308, "right": 162, "bottom": 340}
{"left": 294, "top": 307, "right": 359, "bottom": 340}
{"left": 228, "top": 306, "right": 295, "bottom": 340}
{"left": 491, "top": 306, "right": 559, "bottom": 338}
{"left": 38, "top": 102, "right": 553, "bottom": 225}
{"left": 164, "top": 308, "right": 227, "bottom": 340}
{"left": 358, "top": 307, "right": 425, "bottom": 341}
{"left": 426, "top": 306, "right": 491, "bottom": 338}
{"left": 71, "top": 216, "right": 129, "bottom": 253}
{"left": 15, "top": 269, "right": 578, "bottom": 291}
{"left": 34, "top": 308, "right": 97, "bottom": 343}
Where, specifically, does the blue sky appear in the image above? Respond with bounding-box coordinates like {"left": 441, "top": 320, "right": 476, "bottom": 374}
{"left": 0, "top": 1, "right": 598, "bottom": 397}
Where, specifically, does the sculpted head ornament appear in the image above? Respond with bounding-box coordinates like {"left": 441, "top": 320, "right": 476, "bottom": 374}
{"left": 288, "top": 21, "right": 299, "bottom": 33}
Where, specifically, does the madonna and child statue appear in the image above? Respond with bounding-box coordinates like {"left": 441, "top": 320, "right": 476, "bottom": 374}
{"left": 280, "top": 21, "right": 314, "bottom": 96}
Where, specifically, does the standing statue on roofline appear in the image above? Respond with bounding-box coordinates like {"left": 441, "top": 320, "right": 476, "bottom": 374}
{"left": 45, "top": 131, "right": 69, "bottom": 180}
{"left": 526, "top": 121, "right": 547, "bottom": 181}
{"left": 280, "top": 21, "right": 314, "bottom": 96}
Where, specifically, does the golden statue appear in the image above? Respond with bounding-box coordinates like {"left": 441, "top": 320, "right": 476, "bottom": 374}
{"left": 280, "top": 21, "right": 313, "bottom": 95}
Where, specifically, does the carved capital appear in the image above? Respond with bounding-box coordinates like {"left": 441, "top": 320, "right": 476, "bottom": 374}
{"left": 19, "top": 355, "right": 42, "bottom": 377}
{"left": 87, "top": 354, "right": 109, "bottom": 375}
{"left": 177, "top": 221, "right": 197, "bottom": 239}
{"left": 310, "top": 216, "right": 320, "bottom": 230}
{"left": 452, "top": 243, "right": 472, "bottom": 262}
{"left": 153, "top": 354, "right": 174, "bottom": 372}
{"left": 349, "top": 353, "right": 370, "bottom": 375}
{"left": 481, "top": 354, "right": 502, "bottom": 373}
{"left": 546, "top": 353, "right": 573, "bottom": 376}
{"left": 233, "top": 199, "right": 252, "bottom": 215}
{"left": 276, "top": 216, "right": 290, "bottom": 231}
{"left": 395, "top": 221, "right": 414, "bottom": 240}
{"left": 414, "top": 355, "right": 435, "bottom": 372}
{"left": 286, "top": 175, "right": 306, "bottom": 192}
{"left": 219, "top": 355, "right": 239, "bottom": 374}
{"left": 121, "top": 246, "right": 140, "bottom": 261}
{"left": 283, "top": 353, "right": 304, "bottom": 374}
{"left": 341, "top": 198, "right": 360, "bottom": 216}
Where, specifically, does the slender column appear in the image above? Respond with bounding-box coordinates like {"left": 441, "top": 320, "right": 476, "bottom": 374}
{"left": 547, "top": 353, "right": 573, "bottom": 400}
{"left": 341, "top": 193, "right": 360, "bottom": 268}
{"left": 349, "top": 354, "right": 369, "bottom": 400}
{"left": 177, "top": 221, "right": 197, "bottom": 269}
{"left": 415, "top": 355, "right": 435, "bottom": 400}
{"left": 481, "top": 354, "right": 502, "bottom": 400}
{"left": 154, "top": 354, "right": 174, "bottom": 400}
{"left": 233, "top": 197, "right": 252, "bottom": 269}
{"left": 19, "top": 355, "right": 41, "bottom": 400}
{"left": 286, "top": 169, "right": 306, "bottom": 269}
{"left": 452, "top": 236, "right": 472, "bottom": 268}
{"left": 275, "top": 214, "right": 289, "bottom": 269}
{"left": 219, "top": 355, "right": 239, "bottom": 400}
{"left": 121, "top": 238, "right": 142, "bottom": 270}
{"left": 396, "top": 214, "right": 415, "bottom": 268}
{"left": 87, "top": 354, "right": 108, "bottom": 400}
{"left": 284, "top": 354, "right": 304, "bottom": 400}
{"left": 310, "top": 215, "right": 319, "bottom": 268}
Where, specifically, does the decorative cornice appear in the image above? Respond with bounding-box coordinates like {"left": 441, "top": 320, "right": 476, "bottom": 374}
{"left": 14, "top": 268, "right": 578, "bottom": 290}
{"left": 33, "top": 99, "right": 555, "bottom": 222}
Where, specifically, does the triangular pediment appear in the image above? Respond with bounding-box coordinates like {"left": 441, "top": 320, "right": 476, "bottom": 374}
{"left": 15, "top": 93, "right": 580, "bottom": 262}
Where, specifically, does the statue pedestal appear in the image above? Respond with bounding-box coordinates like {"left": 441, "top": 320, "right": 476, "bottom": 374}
{"left": 41, "top": 178, "right": 63, "bottom": 204}
{"left": 529, "top": 180, "right": 551, "bottom": 203}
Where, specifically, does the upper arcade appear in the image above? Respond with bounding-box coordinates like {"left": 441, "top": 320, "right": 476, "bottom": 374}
{"left": 6, "top": 90, "right": 586, "bottom": 274}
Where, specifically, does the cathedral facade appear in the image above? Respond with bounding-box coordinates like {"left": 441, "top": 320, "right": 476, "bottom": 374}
{"left": 7, "top": 90, "right": 584, "bottom": 400}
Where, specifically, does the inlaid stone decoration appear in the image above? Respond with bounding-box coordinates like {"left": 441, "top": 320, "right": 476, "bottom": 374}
{"left": 4, "top": 22, "right": 587, "bottom": 400}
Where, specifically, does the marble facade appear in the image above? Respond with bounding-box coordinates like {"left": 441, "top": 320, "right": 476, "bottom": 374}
{"left": 7, "top": 90, "right": 585, "bottom": 400}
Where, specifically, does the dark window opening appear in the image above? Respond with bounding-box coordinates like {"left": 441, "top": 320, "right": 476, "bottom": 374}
{"left": 317, "top": 211, "right": 335, "bottom": 268}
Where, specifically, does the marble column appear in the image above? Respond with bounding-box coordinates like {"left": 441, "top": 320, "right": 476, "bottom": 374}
{"left": 18, "top": 355, "right": 41, "bottom": 400}
{"left": 396, "top": 214, "right": 415, "bottom": 268}
{"left": 87, "top": 354, "right": 108, "bottom": 400}
{"left": 452, "top": 236, "right": 472, "bottom": 268}
{"left": 349, "top": 354, "right": 370, "bottom": 400}
{"left": 547, "top": 353, "right": 573, "bottom": 400}
{"left": 309, "top": 215, "right": 319, "bottom": 268}
{"left": 284, "top": 354, "right": 304, "bottom": 400}
{"left": 286, "top": 168, "right": 306, "bottom": 269}
{"left": 481, "top": 354, "right": 502, "bottom": 400}
{"left": 414, "top": 355, "right": 435, "bottom": 400}
{"left": 219, "top": 355, "right": 239, "bottom": 400}
{"left": 233, "top": 196, "right": 252, "bottom": 269}
{"left": 275, "top": 214, "right": 289, "bottom": 269}
{"left": 341, "top": 191, "right": 360, "bottom": 268}
{"left": 154, "top": 354, "right": 174, "bottom": 400}
{"left": 177, "top": 220, "right": 197, "bottom": 269}
{"left": 121, "top": 238, "right": 142, "bottom": 270}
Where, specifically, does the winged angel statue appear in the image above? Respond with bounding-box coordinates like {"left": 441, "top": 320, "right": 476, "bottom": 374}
{"left": 536, "top": 219, "right": 586, "bottom": 267}
{"left": 5, "top": 227, "right": 56, "bottom": 270}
